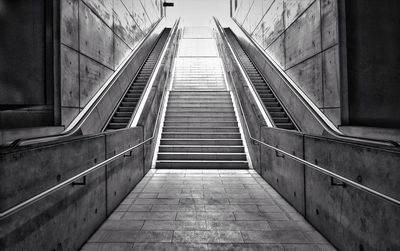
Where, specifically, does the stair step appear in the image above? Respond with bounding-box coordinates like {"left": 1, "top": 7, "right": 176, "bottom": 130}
{"left": 158, "top": 145, "right": 245, "bottom": 153}
{"left": 164, "top": 121, "right": 238, "bottom": 127}
{"left": 156, "top": 160, "right": 248, "bottom": 169}
{"left": 160, "top": 138, "right": 242, "bottom": 145}
{"left": 162, "top": 127, "right": 239, "bottom": 133}
{"left": 161, "top": 132, "right": 241, "bottom": 139}
{"left": 167, "top": 108, "right": 234, "bottom": 113}
{"left": 165, "top": 112, "right": 236, "bottom": 117}
{"left": 118, "top": 107, "right": 135, "bottom": 112}
{"left": 157, "top": 152, "right": 247, "bottom": 161}
{"left": 164, "top": 117, "right": 237, "bottom": 122}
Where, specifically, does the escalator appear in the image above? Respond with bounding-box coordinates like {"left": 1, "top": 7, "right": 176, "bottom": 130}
{"left": 104, "top": 28, "right": 171, "bottom": 131}
{"left": 224, "top": 28, "right": 298, "bottom": 131}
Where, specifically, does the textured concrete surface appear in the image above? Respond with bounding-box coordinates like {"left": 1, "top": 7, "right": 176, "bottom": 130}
{"left": 81, "top": 169, "right": 335, "bottom": 250}
{"left": 256, "top": 126, "right": 400, "bottom": 250}
{"left": 232, "top": 0, "right": 341, "bottom": 126}
{"left": 0, "top": 127, "right": 145, "bottom": 251}
{"left": 60, "top": 0, "right": 163, "bottom": 126}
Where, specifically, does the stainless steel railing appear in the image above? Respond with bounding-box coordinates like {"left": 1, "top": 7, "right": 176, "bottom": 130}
{"left": 214, "top": 17, "right": 400, "bottom": 206}
{"left": 0, "top": 19, "right": 180, "bottom": 221}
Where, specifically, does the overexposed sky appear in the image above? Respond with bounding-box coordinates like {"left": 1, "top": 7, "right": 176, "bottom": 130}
{"left": 165, "top": 0, "right": 230, "bottom": 26}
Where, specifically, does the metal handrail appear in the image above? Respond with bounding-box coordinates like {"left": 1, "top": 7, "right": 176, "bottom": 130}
{"left": 213, "top": 25, "right": 274, "bottom": 128}
{"left": 0, "top": 19, "right": 181, "bottom": 221}
{"left": 129, "top": 24, "right": 175, "bottom": 127}
{"left": 10, "top": 19, "right": 164, "bottom": 147}
{"left": 214, "top": 18, "right": 400, "bottom": 206}
{"left": 226, "top": 18, "right": 399, "bottom": 148}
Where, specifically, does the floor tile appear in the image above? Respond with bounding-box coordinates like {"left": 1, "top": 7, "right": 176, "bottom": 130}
{"left": 142, "top": 220, "right": 207, "bottom": 231}
{"left": 173, "top": 230, "right": 243, "bottom": 243}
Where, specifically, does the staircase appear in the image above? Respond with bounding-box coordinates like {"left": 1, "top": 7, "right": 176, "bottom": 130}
{"left": 224, "top": 28, "right": 297, "bottom": 130}
{"left": 104, "top": 28, "right": 171, "bottom": 131}
{"left": 155, "top": 27, "right": 249, "bottom": 169}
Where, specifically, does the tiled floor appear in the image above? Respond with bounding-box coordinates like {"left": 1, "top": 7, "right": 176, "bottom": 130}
{"left": 81, "top": 169, "right": 336, "bottom": 250}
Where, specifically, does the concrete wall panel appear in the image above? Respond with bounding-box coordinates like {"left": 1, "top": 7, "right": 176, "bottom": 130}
{"left": 0, "top": 127, "right": 150, "bottom": 250}
{"left": 114, "top": 0, "right": 144, "bottom": 49}
{"left": 234, "top": 0, "right": 341, "bottom": 127}
{"left": 261, "top": 127, "right": 305, "bottom": 214}
{"left": 251, "top": 24, "right": 264, "bottom": 49}
{"left": 260, "top": 0, "right": 284, "bottom": 49}
{"left": 284, "top": 0, "right": 315, "bottom": 28}
{"left": 265, "top": 33, "right": 285, "bottom": 69}
{"left": 61, "top": 107, "right": 80, "bottom": 126}
{"left": 61, "top": 0, "right": 79, "bottom": 49}
{"left": 323, "top": 45, "right": 340, "bottom": 108}
{"left": 323, "top": 108, "right": 340, "bottom": 126}
{"left": 105, "top": 127, "right": 144, "bottom": 213}
{"left": 114, "top": 35, "right": 132, "bottom": 68}
{"left": 286, "top": 53, "right": 323, "bottom": 107}
{"left": 61, "top": 45, "right": 80, "bottom": 108}
{"left": 82, "top": 0, "right": 114, "bottom": 27}
{"left": 80, "top": 3, "right": 114, "bottom": 69}
{"left": 79, "top": 55, "right": 114, "bottom": 108}
{"left": 304, "top": 136, "right": 400, "bottom": 250}
{"left": 321, "top": 0, "right": 338, "bottom": 50}
{"left": 285, "top": 1, "right": 321, "bottom": 68}
{"left": 60, "top": 0, "right": 163, "bottom": 128}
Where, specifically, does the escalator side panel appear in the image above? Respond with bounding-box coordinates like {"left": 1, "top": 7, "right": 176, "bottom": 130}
{"left": 224, "top": 28, "right": 297, "bottom": 131}
{"left": 105, "top": 28, "right": 171, "bottom": 131}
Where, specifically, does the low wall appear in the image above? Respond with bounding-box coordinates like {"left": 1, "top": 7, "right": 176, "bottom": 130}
{"left": 0, "top": 127, "right": 144, "bottom": 251}
{"left": 260, "top": 127, "right": 400, "bottom": 250}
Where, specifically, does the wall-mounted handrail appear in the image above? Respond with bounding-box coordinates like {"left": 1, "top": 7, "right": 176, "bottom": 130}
{"left": 214, "top": 18, "right": 400, "bottom": 207}
{"left": 0, "top": 19, "right": 181, "bottom": 221}
{"left": 224, "top": 18, "right": 399, "bottom": 148}
{"left": 9, "top": 19, "right": 165, "bottom": 147}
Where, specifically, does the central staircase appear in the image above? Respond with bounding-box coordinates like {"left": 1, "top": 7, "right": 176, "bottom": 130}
{"left": 155, "top": 27, "right": 249, "bottom": 169}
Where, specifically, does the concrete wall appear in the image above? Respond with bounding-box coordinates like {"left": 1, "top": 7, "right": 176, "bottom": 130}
{"left": 0, "top": 127, "right": 144, "bottom": 251}
{"left": 60, "top": 0, "right": 163, "bottom": 126}
{"left": 258, "top": 127, "right": 400, "bottom": 250}
{"left": 233, "top": 0, "right": 341, "bottom": 126}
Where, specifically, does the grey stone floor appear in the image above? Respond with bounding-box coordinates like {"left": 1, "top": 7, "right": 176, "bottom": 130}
{"left": 81, "top": 169, "right": 336, "bottom": 251}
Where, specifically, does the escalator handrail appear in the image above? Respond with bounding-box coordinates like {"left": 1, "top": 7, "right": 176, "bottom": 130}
{"left": 214, "top": 18, "right": 400, "bottom": 207}
{"left": 223, "top": 18, "right": 399, "bottom": 148}
{"left": 10, "top": 19, "right": 165, "bottom": 147}
{"left": 129, "top": 23, "right": 176, "bottom": 127}
{"left": 224, "top": 29, "right": 301, "bottom": 131}
{"left": 101, "top": 28, "right": 171, "bottom": 132}
{"left": 0, "top": 19, "right": 180, "bottom": 221}
{"left": 214, "top": 26, "right": 274, "bottom": 128}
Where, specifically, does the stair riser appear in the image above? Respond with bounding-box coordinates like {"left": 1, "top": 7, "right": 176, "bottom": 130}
{"left": 157, "top": 154, "right": 247, "bottom": 161}
{"left": 156, "top": 161, "right": 248, "bottom": 169}
{"left": 159, "top": 146, "right": 245, "bottom": 153}
{"left": 164, "top": 117, "right": 237, "bottom": 122}
{"left": 163, "top": 122, "right": 238, "bottom": 127}
{"left": 161, "top": 133, "right": 241, "bottom": 139}
{"left": 162, "top": 127, "right": 239, "bottom": 133}
{"left": 160, "top": 139, "right": 242, "bottom": 145}
{"left": 165, "top": 112, "right": 236, "bottom": 117}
